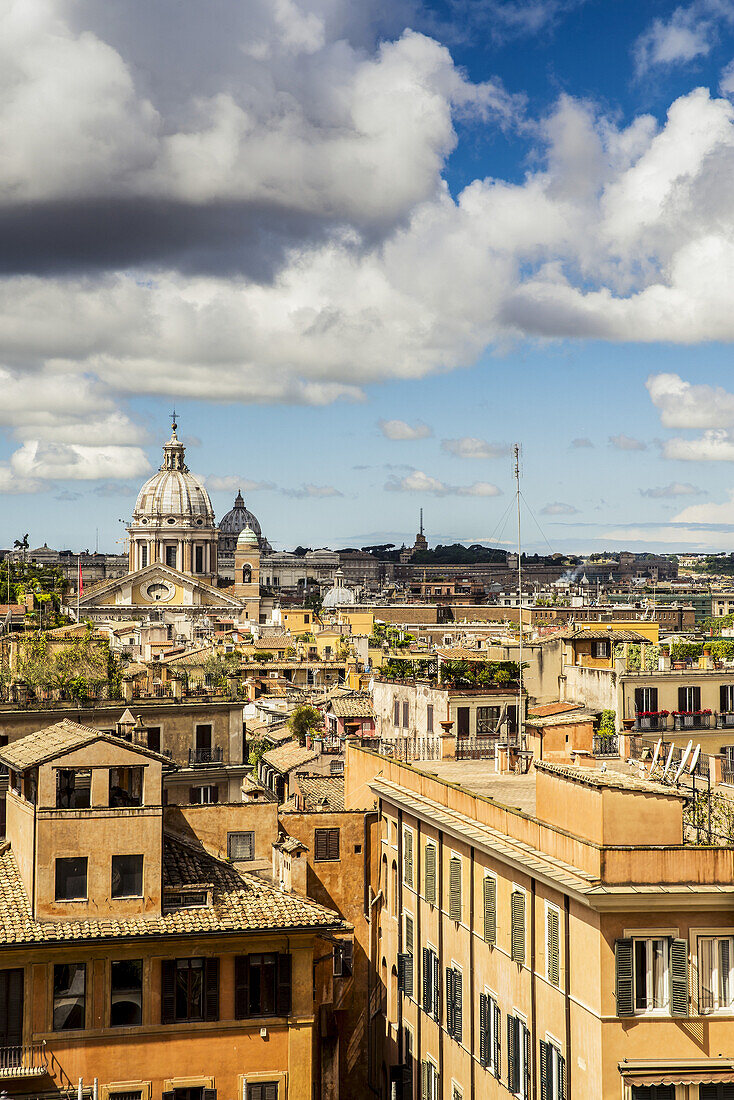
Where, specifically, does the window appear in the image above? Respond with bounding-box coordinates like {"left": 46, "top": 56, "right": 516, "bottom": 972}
{"left": 334, "top": 941, "right": 353, "bottom": 978}
{"left": 195, "top": 724, "right": 212, "bottom": 751}
{"left": 700, "top": 1087, "right": 734, "bottom": 1100}
{"left": 398, "top": 913, "right": 414, "bottom": 997}
{"left": 678, "top": 685, "right": 701, "bottom": 712}
{"left": 109, "top": 767, "right": 143, "bottom": 807}
{"left": 195, "top": 546, "right": 204, "bottom": 574}
{"left": 403, "top": 828, "right": 414, "bottom": 887}
{"left": 234, "top": 953, "right": 291, "bottom": 1017}
{"left": 422, "top": 947, "right": 440, "bottom": 1021}
{"left": 189, "top": 785, "right": 218, "bottom": 804}
{"left": 477, "top": 707, "right": 501, "bottom": 734}
{"left": 147, "top": 727, "right": 161, "bottom": 753}
{"left": 449, "top": 856, "right": 462, "bottom": 921}
{"left": 546, "top": 905, "right": 560, "bottom": 986}
{"left": 161, "top": 957, "right": 219, "bottom": 1023}
{"left": 165, "top": 545, "right": 177, "bottom": 568}
{"left": 540, "top": 1040, "right": 566, "bottom": 1100}
{"left": 634, "top": 687, "right": 658, "bottom": 714}
{"left": 140, "top": 544, "right": 148, "bottom": 568}
{"left": 721, "top": 686, "right": 734, "bottom": 713}
{"left": 630, "top": 1089, "right": 675, "bottom": 1100}
{"left": 0, "top": 969, "right": 23, "bottom": 1046}
{"left": 445, "top": 966, "right": 463, "bottom": 1043}
{"left": 111, "top": 855, "right": 143, "bottom": 898}
{"left": 56, "top": 769, "right": 91, "bottom": 809}
{"left": 55, "top": 857, "right": 87, "bottom": 901}
{"left": 424, "top": 843, "right": 437, "bottom": 905}
{"left": 314, "top": 827, "right": 340, "bottom": 861}
{"left": 479, "top": 992, "right": 500, "bottom": 1078}
{"left": 483, "top": 875, "right": 497, "bottom": 945}
{"left": 427, "top": 705, "right": 434, "bottom": 734}
{"left": 456, "top": 707, "right": 470, "bottom": 737}
{"left": 53, "top": 963, "right": 86, "bottom": 1031}
{"left": 391, "top": 861, "right": 398, "bottom": 917}
{"left": 507, "top": 1015, "right": 530, "bottom": 1098}
{"left": 228, "top": 832, "right": 255, "bottom": 861}
{"left": 421, "top": 1061, "right": 439, "bottom": 1100}
{"left": 591, "top": 639, "right": 610, "bottom": 659}
{"left": 402, "top": 701, "right": 409, "bottom": 728}
{"left": 615, "top": 938, "right": 688, "bottom": 1017}
{"left": 393, "top": 698, "right": 400, "bottom": 726}
{"left": 698, "top": 936, "right": 733, "bottom": 1013}
{"left": 511, "top": 890, "right": 526, "bottom": 965}
{"left": 110, "top": 959, "right": 142, "bottom": 1026}
{"left": 247, "top": 1086, "right": 278, "bottom": 1100}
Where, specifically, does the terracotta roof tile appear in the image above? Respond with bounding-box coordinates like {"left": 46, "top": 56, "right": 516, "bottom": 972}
{"left": 295, "top": 774, "right": 345, "bottom": 812}
{"left": 262, "top": 741, "right": 318, "bottom": 774}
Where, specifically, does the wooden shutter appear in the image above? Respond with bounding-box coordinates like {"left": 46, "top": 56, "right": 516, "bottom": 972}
{"left": 445, "top": 968, "right": 454, "bottom": 1036}
{"left": 507, "top": 1015, "right": 517, "bottom": 1093}
{"left": 328, "top": 828, "right": 340, "bottom": 860}
{"left": 404, "top": 830, "right": 413, "bottom": 887}
{"left": 615, "top": 938, "right": 634, "bottom": 1017}
{"left": 315, "top": 830, "right": 327, "bottom": 860}
{"left": 0, "top": 968, "right": 23, "bottom": 1047}
{"left": 422, "top": 947, "right": 431, "bottom": 1013}
{"left": 722, "top": 685, "right": 730, "bottom": 713}
{"left": 398, "top": 953, "right": 413, "bottom": 997}
{"left": 678, "top": 686, "right": 688, "bottom": 711}
{"left": 425, "top": 844, "right": 436, "bottom": 905}
{"left": 234, "top": 956, "right": 249, "bottom": 1018}
{"left": 263, "top": 1085, "right": 277, "bottom": 1100}
{"left": 670, "top": 938, "right": 689, "bottom": 1017}
{"left": 558, "top": 1052, "right": 567, "bottom": 1100}
{"left": 432, "top": 952, "right": 440, "bottom": 1020}
{"left": 449, "top": 857, "right": 462, "bottom": 921}
{"left": 405, "top": 913, "right": 414, "bottom": 954}
{"left": 479, "top": 993, "right": 489, "bottom": 1067}
{"left": 421, "top": 1061, "right": 429, "bottom": 1100}
{"left": 523, "top": 1024, "right": 531, "bottom": 1100}
{"left": 203, "top": 1090, "right": 217, "bottom": 1100}
{"left": 634, "top": 688, "right": 645, "bottom": 713}
{"left": 692, "top": 686, "right": 701, "bottom": 711}
{"left": 189, "top": 786, "right": 198, "bottom": 804}
{"left": 493, "top": 1000, "right": 501, "bottom": 1080}
{"left": 204, "top": 957, "right": 219, "bottom": 1021}
{"left": 161, "top": 959, "right": 175, "bottom": 1023}
{"left": 511, "top": 891, "right": 525, "bottom": 964}
{"left": 539, "top": 1040, "right": 549, "bottom": 1100}
{"left": 483, "top": 876, "right": 496, "bottom": 944}
{"left": 547, "top": 907, "right": 560, "bottom": 986}
{"left": 277, "top": 953, "right": 292, "bottom": 1015}
{"left": 453, "top": 968, "right": 462, "bottom": 1043}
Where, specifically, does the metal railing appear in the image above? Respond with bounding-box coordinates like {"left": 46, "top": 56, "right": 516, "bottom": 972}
{"left": 633, "top": 715, "right": 668, "bottom": 732}
{"left": 187, "top": 746, "right": 223, "bottom": 765}
{"left": 456, "top": 735, "right": 499, "bottom": 761}
{"left": 673, "top": 714, "right": 711, "bottom": 730}
{"left": 593, "top": 733, "right": 619, "bottom": 756}
{"left": 0, "top": 1040, "right": 47, "bottom": 1076}
{"left": 718, "top": 712, "right": 734, "bottom": 729}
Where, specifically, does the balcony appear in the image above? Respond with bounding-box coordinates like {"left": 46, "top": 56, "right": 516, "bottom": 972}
{"left": 593, "top": 733, "right": 619, "bottom": 757}
{"left": 718, "top": 712, "right": 734, "bottom": 729}
{"left": 673, "top": 712, "right": 712, "bottom": 731}
{"left": 632, "top": 713, "right": 669, "bottom": 732}
{"left": 0, "top": 1041, "right": 47, "bottom": 1078}
{"left": 187, "top": 747, "right": 224, "bottom": 765}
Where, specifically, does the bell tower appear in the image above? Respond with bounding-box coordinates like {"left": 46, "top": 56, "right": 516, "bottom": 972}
{"left": 235, "top": 525, "right": 261, "bottom": 623}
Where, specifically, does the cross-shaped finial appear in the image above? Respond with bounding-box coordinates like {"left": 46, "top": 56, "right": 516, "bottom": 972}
{"left": 170, "top": 408, "right": 178, "bottom": 431}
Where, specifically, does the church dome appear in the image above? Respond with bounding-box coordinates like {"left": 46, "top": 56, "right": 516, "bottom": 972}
{"left": 219, "top": 490, "right": 270, "bottom": 554}
{"left": 132, "top": 427, "right": 214, "bottom": 526}
{"left": 237, "top": 524, "right": 259, "bottom": 548}
{"left": 322, "top": 569, "right": 356, "bottom": 608}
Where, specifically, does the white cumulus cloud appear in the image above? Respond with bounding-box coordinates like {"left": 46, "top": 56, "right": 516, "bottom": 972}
{"left": 378, "top": 419, "right": 433, "bottom": 440}
{"left": 441, "top": 437, "right": 509, "bottom": 459}
{"left": 385, "top": 470, "right": 501, "bottom": 496}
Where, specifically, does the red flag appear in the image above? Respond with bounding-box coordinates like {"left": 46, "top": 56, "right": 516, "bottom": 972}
{"left": 78, "top": 559, "right": 84, "bottom": 596}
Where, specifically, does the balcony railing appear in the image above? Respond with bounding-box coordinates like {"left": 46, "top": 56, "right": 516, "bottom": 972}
{"left": 718, "top": 712, "right": 734, "bottom": 729}
{"left": 673, "top": 713, "right": 711, "bottom": 730}
{"left": 593, "top": 733, "right": 619, "bottom": 756}
{"left": 0, "top": 1040, "right": 47, "bottom": 1077}
{"left": 632, "top": 714, "right": 669, "bottom": 732}
{"left": 187, "top": 747, "right": 224, "bottom": 765}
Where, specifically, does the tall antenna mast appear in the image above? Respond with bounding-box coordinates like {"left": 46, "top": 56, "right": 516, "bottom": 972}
{"left": 514, "top": 444, "right": 524, "bottom": 751}
{"left": 419, "top": 507, "right": 424, "bottom": 538}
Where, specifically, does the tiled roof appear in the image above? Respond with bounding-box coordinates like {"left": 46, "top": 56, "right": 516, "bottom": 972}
{"left": 527, "top": 711, "right": 596, "bottom": 729}
{"left": 0, "top": 719, "right": 170, "bottom": 771}
{"left": 262, "top": 741, "right": 318, "bottom": 774}
{"left": 529, "top": 702, "right": 582, "bottom": 718}
{"left": 437, "top": 648, "right": 487, "bottom": 660}
{"left": 534, "top": 760, "right": 689, "bottom": 799}
{"left": 162, "top": 646, "right": 213, "bottom": 667}
{"left": 249, "top": 635, "right": 293, "bottom": 649}
{"left": 295, "top": 774, "right": 345, "bottom": 812}
{"left": 565, "top": 628, "right": 648, "bottom": 642}
{"left": 0, "top": 833, "right": 344, "bottom": 946}
{"left": 328, "top": 696, "right": 374, "bottom": 718}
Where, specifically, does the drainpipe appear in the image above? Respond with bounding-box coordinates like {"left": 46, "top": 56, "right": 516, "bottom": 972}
{"left": 564, "top": 895, "right": 572, "bottom": 1098}
{"left": 398, "top": 808, "right": 404, "bottom": 1067}
{"left": 416, "top": 818, "right": 422, "bottom": 1095}
{"left": 469, "top": 846, "right": 476, "bottom": 1100}
{"left": 531, "top": 879, "right": 537, "bottom": 1100}
{"left": 438, "top": 829, "right": 444, "bottom": 1093}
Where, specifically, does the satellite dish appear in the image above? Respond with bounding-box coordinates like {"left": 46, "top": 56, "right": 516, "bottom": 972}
{"left": 650, "top": 738, "right": 662, "bottom": 771}
{"left": 674, "top": 741, "right": 693, "bottom": 784}
{"left": 662, "top": 744, "right": 676, "bottom": 779}
{"left": 689, "top": 744, "right": 701, "bottom": 775}
{"left": 368, "top": 678, "right": 374, "bottom": 692}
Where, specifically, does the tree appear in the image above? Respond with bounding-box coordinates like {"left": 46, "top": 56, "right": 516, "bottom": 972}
{"left": 289, "top": 705, "right": 323, "bottom": 743}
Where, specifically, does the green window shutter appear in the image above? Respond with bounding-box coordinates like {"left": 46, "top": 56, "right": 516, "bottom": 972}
{"left": 449, "top": 857, "right": 462, "bottom": 922}
{"left": 483, "top": 875, "right": 496, "bottom": 945}
{"left": 453, "top": 968, "right": 462, "bottom": 1044}
{"left": 422, "top": 947, "right": 431, "bottom": 1013}
{"left": 523, "top": 1024, "right": 531, "bottom": 1099}
{"left": 539, "top": 1040, "right": 549, "bottom": 1100}
{"left": 398, "top": 953, "right": 413, "bottom": 997}
{"left": 445, "top": 968, "right": 454, "bottom": 1037}
{"left": 558, "top": 1052, "right": 567, "bottom": 1100}
{"left": 479, "top": 993, "right": 489, "bottom": 1067}
{"left": 425, "top": 844, "right": 436, "bottom": 905}
{"left": 615, "top": 938, "right": 634, "bottom": 1017}
{"left": 507, "top": 1014, "right": 517, "bottom": 1093}
{"left": 421, "top": 1061, "right": 429, "bottom": 1100}
{"left": 547, "top": 907, "right": 560, "bottom": 986}
{"left": 405, "top": 913, "right": 414, "bottom": 954}
{"left": 670, "top": 937, "right": 689, "bottom": 1017}
{"left": 404, "top": 830, "right": 413, "bottom": 887}
{"left": 493, "top": 999, "right": 501, "bottom": 1080}
{"left": 432, "top": 952, "right": 440, "bottom": 1020}
{"left": 511, "top": 891, "right": 525, "bottom": 965}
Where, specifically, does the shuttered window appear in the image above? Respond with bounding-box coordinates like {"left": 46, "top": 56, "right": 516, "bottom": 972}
{"left": 399, "top": 913, "right": 414, "bottom": 998}
{"left": 420, "top": 1061, "right": 439, "bottom": 1100}
{"left": 445, "top": 967, "right": 462, "bottom": 1043}
{"left": 228, "top": 831, "right": 255, "bottom": 860}
{"left": 449, "top": 857, "right": 462, "bottom": 922}
{"left": 394, "top": 699, "right": 400, "bottom": 726}
{"left": 483, "top": 876, "right": 496, "bottom": 945}
{"left": 511, "top": 890, "right": 525, "bottom": 965}
{"left": 424, "top": 844, "right": 437, "bottom": 905}
{"left": 615, "top": 939, "right": 634, "bottom": 1017}
{"left": 540, "top": 1040, "right": 566, "bottom": 1100}
{"left": 314, "top": 828, "right": 340, "bottom": 861}
{"left": 0, "top": 968, "right": 23, "bottom": 1046}
{"left": 422, "top": 947, "right": 439, "bottom": 1020}
{"left": 161, "top": 957, "right": 218, "bottom": 1023}
{"left": 699, "top": 1085, "right": 734, "bottom": 1100}
{"left": 234, "top": 954, "right": 292, "bottom": 1018}
{"left": 546, "top": 906, "right": 560, "bottom": 986}
{"left": 615, "top": 937, "right": 685, "bottom": 1016}
{"left": 698, "top": 936, "right": 734, "bottom": 1013}
{"left": 507, "top": 1015, "right": 530, "bottom": 1098}
{"left": 403, "top": 829, "right": 414, "bottom": 887}
{"left": 670, "top": 938, "right": 689, "bottom": 1017}
{"left": 247, "top": 1085, "right": 278, "bottom": 1100}
{"left": 479, "top": 992, "right": 501, "bottom": 1077}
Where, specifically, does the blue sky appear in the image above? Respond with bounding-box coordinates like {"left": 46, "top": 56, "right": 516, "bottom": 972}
{"left": 2, "top": 0, "right": 734, "bottom": 554}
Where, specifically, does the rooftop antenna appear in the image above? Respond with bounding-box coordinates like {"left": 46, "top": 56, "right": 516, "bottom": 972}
{"left": 419, "top": 507, "right": 424, "bottom": 538}
{"left": 514, "top": 443, "right": 524, "bottom": 753}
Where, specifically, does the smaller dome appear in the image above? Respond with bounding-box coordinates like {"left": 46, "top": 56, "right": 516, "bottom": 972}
{"left": 323, "top": 568, "right": 356, "bottom": 608}
{"left": 237, "top": 524, "right": 259, "bottom": 548}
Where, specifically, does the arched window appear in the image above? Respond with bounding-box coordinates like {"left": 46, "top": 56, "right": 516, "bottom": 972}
{"left": 391, "top": 860, "right": 398, "bottom": 917}
{"left": 241, "top": 564, "right": 252, "bottom": 584}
